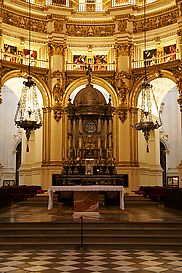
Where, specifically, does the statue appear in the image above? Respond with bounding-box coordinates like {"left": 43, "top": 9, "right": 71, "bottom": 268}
{"left": 52, "top": 78, "right": 64, "bottom": 104}
{"left": 86, "top": 63, "right": 92, "bottom": 85}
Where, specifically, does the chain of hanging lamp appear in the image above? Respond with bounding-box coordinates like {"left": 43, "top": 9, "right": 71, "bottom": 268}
{"left": 132, "top": 0, "right": 161, "bottom": 153}
{"left": 14, "top": 0, "right": 42, "bottom": 152}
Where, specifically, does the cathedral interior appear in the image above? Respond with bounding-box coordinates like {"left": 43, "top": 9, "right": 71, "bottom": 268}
{"left": 0, "top": 0, "right": 182, "bottom": 194}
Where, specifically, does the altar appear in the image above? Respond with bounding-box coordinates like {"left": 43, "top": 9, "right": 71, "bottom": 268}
{"left": 48, "top": 185, "right": 125, "bottom": 216}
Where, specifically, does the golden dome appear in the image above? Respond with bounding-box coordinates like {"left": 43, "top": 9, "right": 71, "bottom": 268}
{"left": 74, "top": 84, "right": 106, "bottom": 106}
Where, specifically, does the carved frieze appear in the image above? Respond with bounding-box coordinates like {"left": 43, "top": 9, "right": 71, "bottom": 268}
{"left": 2, "top": 9, "right": 47, "bottom": 33}
{"left": 66, "top": 24, "right": 115, "bottom": 37}
{"left": 133, "top": 8, "right": 178, "bottom": 33}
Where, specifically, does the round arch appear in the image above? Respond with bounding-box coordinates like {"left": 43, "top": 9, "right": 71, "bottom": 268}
{"left": 63, "top": 76, "right": 119, "bottom": 107}
{"left": 129, "top": 70, "right": 178, "bottom": 107}
{"left": 1, "top": 70, "right": 51, "bottom": 107}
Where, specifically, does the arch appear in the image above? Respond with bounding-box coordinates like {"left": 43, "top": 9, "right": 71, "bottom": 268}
{"left": 130, "top": 70, "right": 178, "bottom": 108}
{"left": 63, "top": 76, "right": 119, "bottom": 107}
{"left": 160, "top": 137, "right": 169, "bottom": 153}
{"left": 1, "top": 70, "right": 51, "bottom": 107}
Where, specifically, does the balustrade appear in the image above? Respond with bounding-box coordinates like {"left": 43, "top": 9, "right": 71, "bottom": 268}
{"left": 65, "top": 62, "right": 116, "bottom": 71}
{"left": 132, "top": 51, "right": 180, "bottom": 69}
{"left": 1, "top": 51, "right": 48, "bottom": 69}
{"left": 1, "top": 50, "right": 180, "bottom": 71}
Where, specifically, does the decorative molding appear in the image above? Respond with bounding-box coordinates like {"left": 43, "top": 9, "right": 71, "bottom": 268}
{"left": 67, "top": 20, "right": 114, "bottom": 25}
{"left": 117, "top": 104, "right": 128, "bottom": 123}
{"left": 52, "top": 104, "right": 64, "bottom": 122}
{"left": 51, "top": 70, "right": 63, "bottom": 79}
{"left": 67, "top": 43, "right": 114, "bottom": 48}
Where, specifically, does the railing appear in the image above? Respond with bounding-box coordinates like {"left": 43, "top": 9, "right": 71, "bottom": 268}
{"left": 78, "top": 2, "right": 103, "bottom": 12}
{"left": 112, "top": 0, "right": 157, "bottom": 7}
{"left": 1, "top": 52, "right": 48, "bottom": 69}
{"left": 132, "top": 51, "right": 180, "bottom": 69}
{"left": 65, "top": 62, "right": 116, "bottom": 71}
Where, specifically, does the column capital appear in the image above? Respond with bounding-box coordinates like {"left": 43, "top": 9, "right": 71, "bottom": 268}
{"left": 48, "top": 42, "right": 67, "bottom": 56}
{"left": 115, "top": 42, "right": 133, "bottom": 57}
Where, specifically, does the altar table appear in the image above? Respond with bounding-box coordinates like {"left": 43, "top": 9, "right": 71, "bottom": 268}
{"left": 48, "top": 185, "right": 125, "bottom": 211}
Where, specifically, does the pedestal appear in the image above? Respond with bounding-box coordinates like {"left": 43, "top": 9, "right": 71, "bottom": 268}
{"left": 73, "top": 191, "right": 100, "bottom": 218}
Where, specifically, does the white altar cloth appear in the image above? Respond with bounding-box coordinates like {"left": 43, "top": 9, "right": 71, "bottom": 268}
{"left": 48, "top": 185, "right": 125, "bottom": 211}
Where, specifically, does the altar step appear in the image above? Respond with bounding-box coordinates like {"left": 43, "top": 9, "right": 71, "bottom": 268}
{"left": 0, "top": 222, "right": 182, "bottom": 248}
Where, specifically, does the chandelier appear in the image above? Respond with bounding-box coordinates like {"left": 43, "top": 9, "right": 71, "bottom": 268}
{"left": 14, "top": 0, "right": 42, "bottom": 152}
{"left": 132, "top": 0, "right": 161, "bottom": 153}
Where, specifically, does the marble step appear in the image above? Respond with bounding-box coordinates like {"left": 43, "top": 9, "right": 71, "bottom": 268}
{"left": 0, "top": 235, "right": 182, "bottom": 246}
{"left": 1, "top": 222, "right": 182, "bottom": 229}
{"left": 0, "top": 222, "right": 182, "bottom": 247}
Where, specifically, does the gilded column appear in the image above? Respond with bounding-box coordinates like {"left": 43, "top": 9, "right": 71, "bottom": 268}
{"left": 67, "top": 117, "right": 72, "bottom": 159}
{"left": 72, "top": 119, "right": 76, "bottom": 157}
{"left": 104, "top": 119, "right": 108, "bottom": 154}
{"left": 78, "top": 116, "right": 82, "bottom": 151}
{"left": 108, "top": 117, "right": 113, "bottom": 159}
{"left": 98, "top": 118, "right": 101, "bottom": 157}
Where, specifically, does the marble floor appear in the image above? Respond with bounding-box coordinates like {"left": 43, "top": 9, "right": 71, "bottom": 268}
{"left": 0, "top": 200, "right": 182, "bottom": 272}
{"left": 1, "top": 248, "right": 182, "bottom": 273}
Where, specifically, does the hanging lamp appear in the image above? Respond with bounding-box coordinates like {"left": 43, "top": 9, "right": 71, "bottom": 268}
{"left": 132, "top": 0, "right": 161, "bottom": 152}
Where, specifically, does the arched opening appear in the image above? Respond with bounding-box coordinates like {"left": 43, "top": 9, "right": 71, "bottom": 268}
{"left": 137, "top": 77, "right": 180, "bottom": 186}
{"left": 16, "top": 142, "right": 22, "bottom": 186}
{"left": 0, "top": 77, "right": 43, "bottom": 186}
{"left": 160, "top": 141, "right": 166, "bottom": 187}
